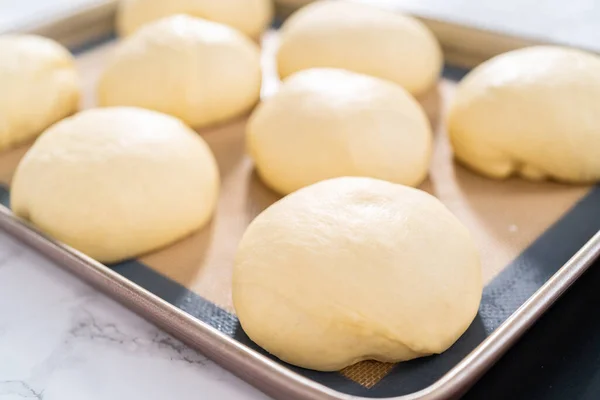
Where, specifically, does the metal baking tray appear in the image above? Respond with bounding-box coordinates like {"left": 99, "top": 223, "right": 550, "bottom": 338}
{"left": 2, "top": 2, "right": 600, "bottom": 399}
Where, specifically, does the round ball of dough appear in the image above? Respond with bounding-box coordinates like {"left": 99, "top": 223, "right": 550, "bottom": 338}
{"left": 11, "top": 107, "right": 219, "bottom": 263}
{"left": 247, "top": 68, "right": 432, "bottom": 195}
{"left": 117, "top": 0, "right": 273, "bottom": 38}
{"left": 98, "top": 15, "right": 262, "bottom": 128}
{"left": 448, "top": 46, "right": 600, "bottom": 183}
{"left": 276, "top": 0, "right": 442, "bottom": 96}
{"left": 233, "top": 177, "right": 482, "bottom": 371}
{"left": 0, "top": 34, "right": 79, "bottom": 151}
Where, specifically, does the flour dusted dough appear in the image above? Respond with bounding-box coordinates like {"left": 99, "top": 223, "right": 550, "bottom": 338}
{"left": 117, "top": 0, "right": 273, "bottom": 38}
{"left": 0, "top": 35, "right": 79, "bottom": 151}
{"left": 448, "top": 46, "right": 600, "bottom": 183}
{"left": 11, "top": 107, "right": 219, "bottom": 263}
{"left": 276, "top": 0, "right": 442, "bottom": 95}
{"left": 99, "top": 15, "right": 261, "bottom": 128}
{"left": 233, "top": 177, "right": 482, "bottom": 371}
{"left": 247, "top": 68, "right": 432, "bottom": 195}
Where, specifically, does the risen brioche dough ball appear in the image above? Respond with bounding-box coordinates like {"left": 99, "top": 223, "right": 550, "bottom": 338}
{"left": 98, "top": 15, "right": 261, "bottom": 128}
{"left": 247, "top": 68, "right": 432, "bottom": 195}
{"left": 233, "top": 177, "right": 482, "bottom": 371}
{"left": 0, "top": 35, "right": 79, "bottom": 151}
{"left": 277, "top": 0, "right": 442, "bottom": 95}
{"left": 448, "top": 46, "right": 600, "bottom": 183}
{"left": 117, "top": 0, "right": 273, "bottom": 38}
{"left": 11, "top": 107, "right": 219, "bottom": 263}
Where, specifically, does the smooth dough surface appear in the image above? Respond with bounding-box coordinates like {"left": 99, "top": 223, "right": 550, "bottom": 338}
{"left": 0, "top": 34, "right": 79, "bottom": 151}
{"left": 117, "top": 0, "right": 273, "bottom": 38}
{"left": 11, "top": 107, "right": 219, "bottom": 263}
{"left": 233, "top": 177, "right": 482, "bottom": 371}
{"left": 247, "top": 68, "right": 432, "bottom": 195}
{"left": 276, "top": 0, "right": 442, "bottom": 95}
{"left": 448, "top": 46, "right": 600, "bottom": 183}
{"left": 99, "top": 15, "right": 261, "bottom": 128}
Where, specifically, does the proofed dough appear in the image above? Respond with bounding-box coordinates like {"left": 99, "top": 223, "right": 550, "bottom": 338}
{"left": 117, "top": 0, "right": 273, "bottom": 38}
{"left": 0, "top": 35, "right": 79, "bottom": 151}
{"left": 98, "top": 15, "right": 261, "bottom": 128}
{"left": 247, "top": 68, "right": 432, "bottom": 195}
{"left": 11, "top": 107, "right": 219, "bottom": 263}
{"left": 448, "top": 46, "right": 600, "bottom": 183}
{"left": 233, "top": 177, "right": 482, "bottom": 371}
{"left": 276, "top": 0, "right": 442, "bottom": 95}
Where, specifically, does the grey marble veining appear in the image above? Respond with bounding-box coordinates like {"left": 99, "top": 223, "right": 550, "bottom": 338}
{"left": 0, "top": 230, "right": 271, "bottom": 400}
{"left": 1, "top": 1, "right": 599, "bottom": 399}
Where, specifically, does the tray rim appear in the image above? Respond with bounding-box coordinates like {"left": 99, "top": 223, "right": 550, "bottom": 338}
{"left": 2, "top": 202, "right": 599, "bottom": 400}
{"left": 3, "top": 2, "right": 600, "bottom": 399}
{"left": 3, "top": 0, "right": 581, "bottom": 67}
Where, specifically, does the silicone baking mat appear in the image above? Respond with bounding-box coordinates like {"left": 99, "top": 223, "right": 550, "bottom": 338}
{"left": 0, "top": 32, "right": 598, "bottom": 398}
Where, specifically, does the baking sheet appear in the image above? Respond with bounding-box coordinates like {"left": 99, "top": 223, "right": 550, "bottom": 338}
{"left": 0, "top": 29, "right": 599, "bottom": 398}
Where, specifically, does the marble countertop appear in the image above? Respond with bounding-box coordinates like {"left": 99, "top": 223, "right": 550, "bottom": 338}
{"left": 0, "top": 230, "right": 270, "bottom": 400}
{"left": 1, "top": 1, "right": 599, "bottom": 399}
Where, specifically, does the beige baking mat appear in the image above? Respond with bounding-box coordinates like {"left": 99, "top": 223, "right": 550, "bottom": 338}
{"left": 0, "top": 32, "right": 590, "bottom": 388}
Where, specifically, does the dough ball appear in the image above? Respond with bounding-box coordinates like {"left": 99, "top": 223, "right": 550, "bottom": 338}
{"left": 247, "top": 68, "right": 432, "bottom": 195}
{"left": 117, "top": 0, "right": 273, "bottom": 38}
{"left": 0, "top": 34, "right": 79, "bottom": 151}
{"left": 276, "top": 0, "right": 442, "bottom": 95}
{"left": 11, "top": 107, "right": 219, "bottom": 263}
{"left": 448, "top": 46, "right": 600, "bottom": 183}
{"left": 98, "top": 15, "right": 262, "bottom": 128}
{"left": 233, "top": 177, "right": 482, "bottom": 371}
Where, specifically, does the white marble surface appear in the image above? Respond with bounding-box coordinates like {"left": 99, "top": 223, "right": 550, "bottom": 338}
{"left": 381, "top": 0, "right": 600, "bottom": 52}
{"left": 0, "top": 230, "right": 271, "bottom": 400}
{"left": 1, "top": 1, "right": 598, "bottom": 399}
{"left": 0, "top": 0, "right": 99, "bottom": 32}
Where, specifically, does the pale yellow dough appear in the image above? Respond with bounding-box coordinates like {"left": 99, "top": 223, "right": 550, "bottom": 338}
{"left": 117, "top": 0, "right": 273, "bottom": 38}
{"left": 233, "top": 177, "right": 482, "bottom": 371}
{"left": 448, "top": 46, "right": 600, "bottom": 183}
{"left": 276, "top": 0, "right": 442, "bottom": 95}
{"left": 0, "top": 34, "right": 79, "bottom": 151}
{"left": 11, "top": 107, "right": 219, "bottom": 263}
{"left": 98, "top": 15, "right": 261, "bottom": 128}
{"left": 247, "top": 68, "right": 432, "bottom": 195}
